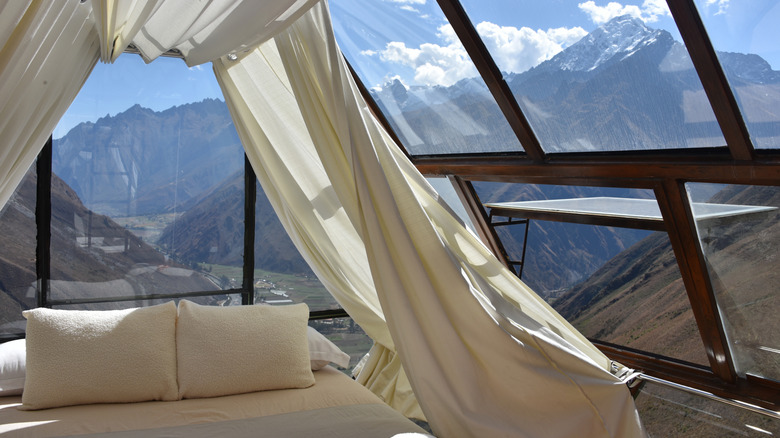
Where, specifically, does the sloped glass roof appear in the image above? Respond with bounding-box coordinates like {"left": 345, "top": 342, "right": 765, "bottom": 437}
{"left": 694, "top": 0, "right": 780, "bottom": 150}
{"left": 459, "top": 0, "right": 725, "bottom": 153}
{"left": 331, "top": 0, "right": 524, "bottom": 155}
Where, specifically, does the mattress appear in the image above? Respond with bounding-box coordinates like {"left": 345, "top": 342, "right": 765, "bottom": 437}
{"left": 0, "top": 367, "right": 432, "bottom": 437}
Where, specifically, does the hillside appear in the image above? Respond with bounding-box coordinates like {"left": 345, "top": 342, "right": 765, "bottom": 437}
{"left": 553, "top": 184, "right": 779, "bottom": 368}
{"left": 158, "top": 171, "right": 312, "bottom": 274}
{"left": 0, "top": 169, "right": 218, "bottom": 334}
{"left": 474, "top": 182, "right": 654, "bottom": 297}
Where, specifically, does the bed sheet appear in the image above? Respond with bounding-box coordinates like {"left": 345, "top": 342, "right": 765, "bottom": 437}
{"left": 0, "top": 367, "right": 432, "bottom": 437}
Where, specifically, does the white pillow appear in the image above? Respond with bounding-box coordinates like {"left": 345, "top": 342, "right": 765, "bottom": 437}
{"left": 307, "top": 326, "right": 351, "bottom": 370}
{"left": 0, "top": 339, "right": 26, "bottom": 396}
{"left": 176, "top": 300, "right": 315, "bottom": 399}
{"left": 21, "top": 302, "right": 179, "bottom": 410}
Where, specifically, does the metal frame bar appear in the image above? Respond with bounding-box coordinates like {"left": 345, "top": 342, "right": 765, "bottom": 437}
{"left": 436, "top": 0, "right": 545, "bottom": 161}
{"left": 666, "top": 0, "right": 755, "bottom": 161}
{"left": 637, "top": 374, "right": 780, "bottom": 420}
{"left": 654, "top": 180, "right": 736, "bottom": 382}
{"left": 31, "top": 140, "right": 348, "bottom": 320}
{"left": 35, "top": 137, "right": 52, "bottom": 309}
{"left": 242, "top": 154, "right": 256, "bottom": 305}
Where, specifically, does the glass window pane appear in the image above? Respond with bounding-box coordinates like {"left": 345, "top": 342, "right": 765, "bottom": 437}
{"left": 55, "top": 294, "right": 241, "bottom": 311}
{"left": 0, "top": 163, "right": 37, "bottom": 338}
{"left": 687, "top": 183, "right": 780, "bottom": 381}
{"left": 694, "top": 1, "right": 780, "bottom": 149}
{"left": 253, "top": 182, "right": 339, "bottom": 312}
{"left": 426, "top": 177, "right": 478, "bottom": 235}
{"left": 51, "top": 56, "right": 242, "bottom": 303}
{"left": 476, "top": 182, "right": 709, "bottom": 365}
{"left": 635, "top": 379, "right": 780, "bottom": 437}
{"left": 330, "top": 0, "right": 524, "bottom": 156}
{"left": 459, "top": 0, "right": 725, "bottom": 153}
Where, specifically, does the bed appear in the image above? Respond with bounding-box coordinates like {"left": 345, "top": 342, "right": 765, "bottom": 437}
{"left": 0, "top": 301, "right": 433, "bottom": 437}
{"left": 0, "top": 366, "right": 431, "bottom": 437}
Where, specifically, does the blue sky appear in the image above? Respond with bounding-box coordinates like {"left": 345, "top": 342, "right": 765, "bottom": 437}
{"left": 54, "top": 56, "right": 223, "bottom": 138}
{"left": 56, "top": 0, "right": 780, "bottom": 138}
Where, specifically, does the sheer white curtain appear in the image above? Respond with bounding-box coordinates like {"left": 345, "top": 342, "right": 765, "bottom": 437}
{"left": 212, "top": 35, "right": 422, "bottom": 419}
{"left": 91, "top": 0, "right": 320, "bottom": 66}
{"left": 214, "top": 2, "right": 645, "bottom": 437}
{"left": 0, "top": 1, "right": 99, "bottom": 209}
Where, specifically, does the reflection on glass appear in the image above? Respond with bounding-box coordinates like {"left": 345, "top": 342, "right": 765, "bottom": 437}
{"left": 330, "top": 0, "right": 522, "bottom": 155}
{"left": 635, "top": 380, "right": 780, "bottom": 437}
{"left": 309, "top": 317, "right": 370, "bottom": 375}
{"left": 694, "top": 1, "right": 780, "bottom": 149}
{"left": 687, "top": 183, "right": 780, "bottom": 381}
{"left": 426, "top": 177, "right": 478, "bottom": 235}
{"left": 55, "top": 295, "right": 241, "bottom": 311}
{"left": 459, "top": 0, "right": 725, "bottom": 152}
{"left": 475, "top": 182, "right": 708, "bottom": 364}
{"left": 50, "top": 56, "right": 244, "bottom": 302}
{"left": 0, "top": 163, "right": 37, "bottom": 337}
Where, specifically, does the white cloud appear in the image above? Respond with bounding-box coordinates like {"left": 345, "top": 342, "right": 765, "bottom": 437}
{"left": 475, "top": 22, "right": 587, "bottom": 73}
{"left": 703, "top": 0, "right": 729, "bottom": 15}
{"left": 641, "top": 0, "right": 671, "bottom": 21}
{"left": 377, "top": 25, "right": 477, "bottom": 86}
{"left": 578, "top": 0, "right": 670, "bottom": 24}
{"left": 375, "top": 21, "right": 590, "bottom": 86}
{"left": 399, "top": 5, "right": 419, "bottom": 13}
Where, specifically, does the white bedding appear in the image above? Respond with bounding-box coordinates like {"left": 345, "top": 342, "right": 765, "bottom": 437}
{"left": 0, "top": 367, "right": 432, "bottom": 437}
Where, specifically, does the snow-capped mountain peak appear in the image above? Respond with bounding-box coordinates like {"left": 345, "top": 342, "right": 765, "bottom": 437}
{"left": 552, "top": 15, "right": 663, "bottom": 73}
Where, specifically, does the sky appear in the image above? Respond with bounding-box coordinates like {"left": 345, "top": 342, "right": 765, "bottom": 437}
{"left": 55, "top": 0, "right": 780, "bottom": 138}
{"left": 331, "top": 0, "right": 780, "bottom": 88}
{"left": 54, "top": 56, "right": 223, "bottom": 138}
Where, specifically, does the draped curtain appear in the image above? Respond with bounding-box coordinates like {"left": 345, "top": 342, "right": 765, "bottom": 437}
{"left": 214, "top": 2, "right": 645, "bottom": 437}
{"left": 0, "top": 1, "right": 99, "bottom": 208}
{"left": 90, "top": 0, "right": 320, "bottom": 66}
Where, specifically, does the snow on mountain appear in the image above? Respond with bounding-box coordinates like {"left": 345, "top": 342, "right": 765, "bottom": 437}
{"left": 373, "top": 76, "right": 490, "bottom": 114}
{"left": 546, "top": 15, "right": 664, "bottom": 73}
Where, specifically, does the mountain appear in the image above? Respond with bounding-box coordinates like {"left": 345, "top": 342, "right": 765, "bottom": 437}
{"left": 474, "top": 182, "right": 654, "bottom": 296}
{"left": 0, "top": 169, "right": 218, "bottom": 333}
{"left": 157, "top": 172, "right": 312, "bottom": 274}
{"left": 53, "top": 98, "right": 243, "bottom": 217}
{"left": 11, "top": 13, "right": 774, "bottom": 314}
{"left": 52, "top": 98, "right": 317, "bottom": 276}
{"left": 552, "top": 184, "right": 779, "bottom": 368}
{"left": 370, "top": 77, "right": 517, "bottom": 155}
{"left": 521, "top": 15, "right": 667, "bottom": 80}
{"left": 371, "top": 14, "right": 779, "bottom": 154}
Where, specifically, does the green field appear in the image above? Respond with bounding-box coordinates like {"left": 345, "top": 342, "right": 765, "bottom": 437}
{"left": 201, "top": 264, "right": 340, "bottom": 310}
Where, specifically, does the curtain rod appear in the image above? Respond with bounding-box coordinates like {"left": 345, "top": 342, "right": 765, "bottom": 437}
{"left": 123, "top": 44, "right": 184, "bottom": 59}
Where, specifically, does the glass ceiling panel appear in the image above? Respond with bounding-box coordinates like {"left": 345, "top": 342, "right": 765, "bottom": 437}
{"left": 475, "top": 182, "right": 708, "bottom": 365}
{"left": 694, "top": 1, "right": 780, "bottom": 150}
{"left": 426, "top": 177, "right": 477, "bottom": 235}
{"left": 686, "top": 183, "right": 780, "bottom": 382}
{"left": 330, "top": 0, "right": 523, "bottom": 156}
{"left": 459, "top": 0, "right": 725, "bottom": 153}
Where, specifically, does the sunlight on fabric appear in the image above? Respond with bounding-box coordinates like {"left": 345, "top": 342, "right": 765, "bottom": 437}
{"left": 214, "top": 3, "right": 645, "bottom": 436}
